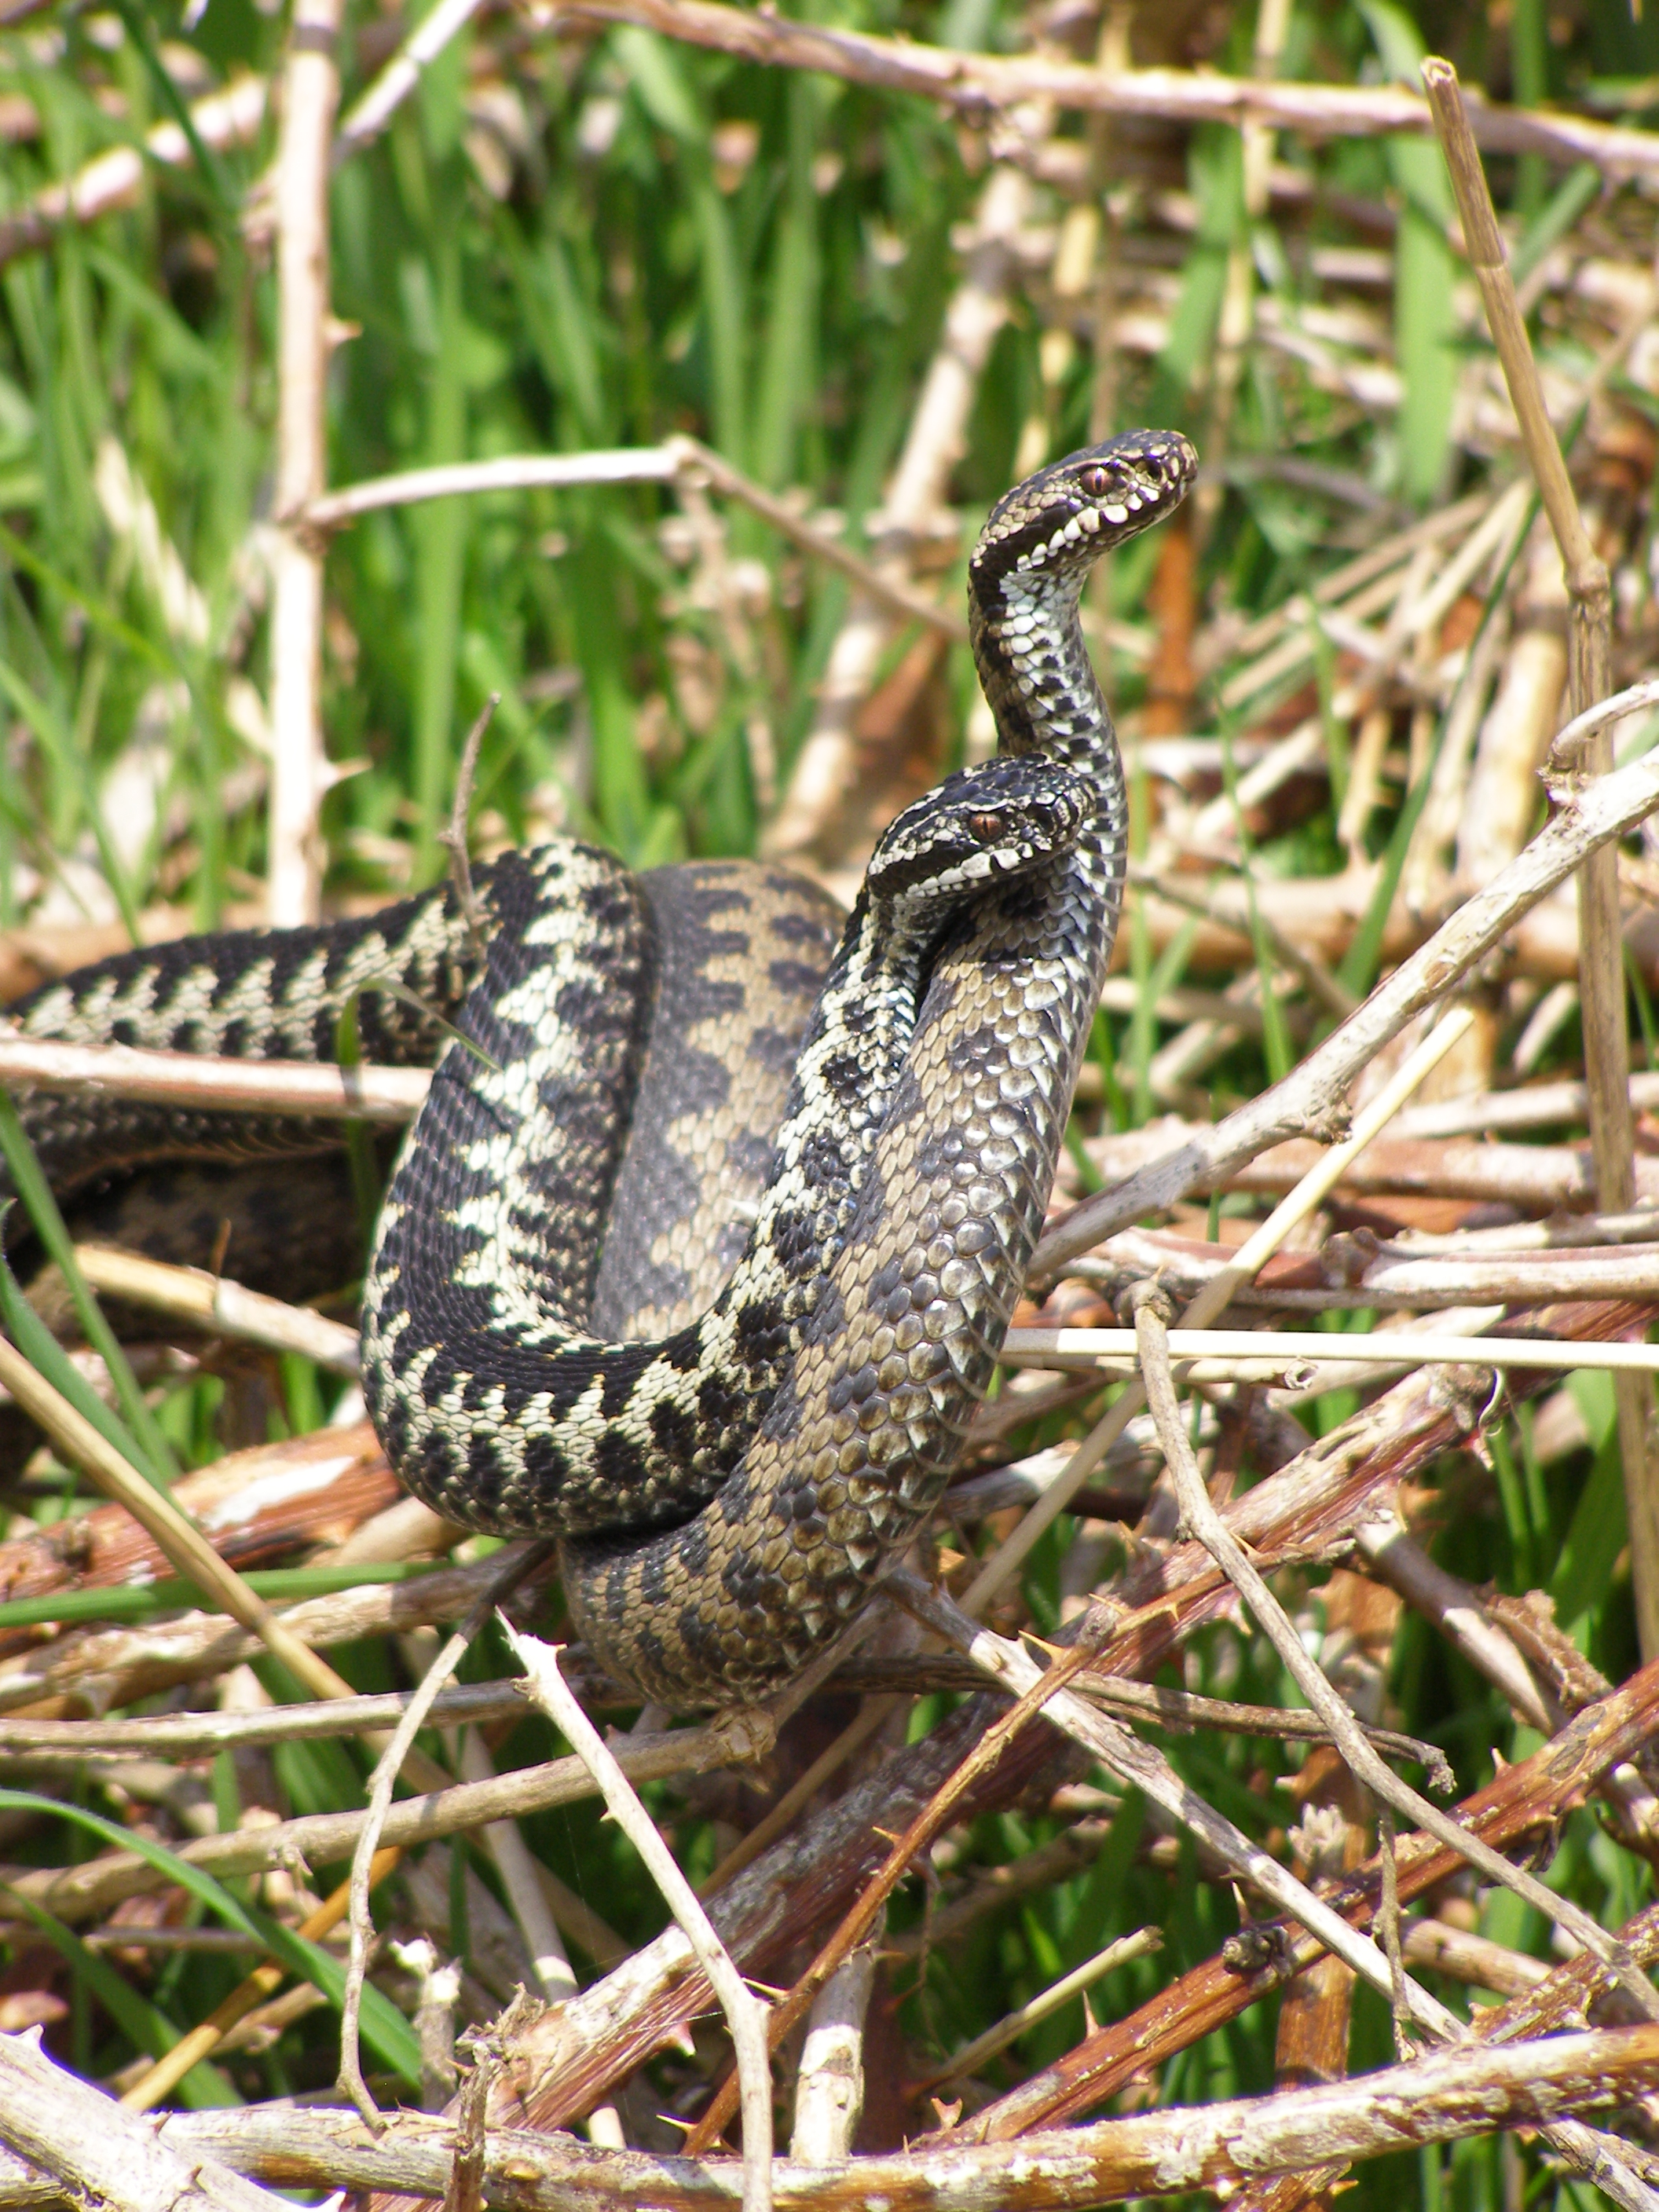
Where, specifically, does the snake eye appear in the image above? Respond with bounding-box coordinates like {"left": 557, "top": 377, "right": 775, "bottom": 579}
{"left": 969, "top": 811, "right": 1005, "bottom": 843}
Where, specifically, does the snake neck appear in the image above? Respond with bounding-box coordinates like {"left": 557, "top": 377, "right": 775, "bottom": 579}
{"left": 969, "top": 569, "right": 1110, "bottom": 767}
{"left": 967, "top": 564, "right": 1127, "bottom": 988}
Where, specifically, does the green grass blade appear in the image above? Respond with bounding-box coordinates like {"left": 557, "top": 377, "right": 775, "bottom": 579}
{"left": 0, "top": 1093, "right": 181, "bottom": 1482}
{"left": 0, "top": 1793, "right": 423, "bottom": 2088}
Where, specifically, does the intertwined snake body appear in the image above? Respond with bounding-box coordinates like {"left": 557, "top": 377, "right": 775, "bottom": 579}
{"left": 4, "top": 430, "right": 1196, "bottom": 1705}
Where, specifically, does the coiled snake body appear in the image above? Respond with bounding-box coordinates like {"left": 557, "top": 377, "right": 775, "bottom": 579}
{"left": 5, "top": 430, "right": 1196, "bottom": 1704}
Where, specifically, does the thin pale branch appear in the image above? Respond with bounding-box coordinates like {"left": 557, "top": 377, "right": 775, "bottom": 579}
{"left": 1031, "top": 733, "right": 1659, "bottom": 1276}
{"left": 1131, "top": 1287, "right": 1659, "bottom": 2019}
{"left": 504, "top": 1628, "right": 775, "bottom": 2212}
{"left": 540, "top": 0, "right": 1659, "bottom": 178}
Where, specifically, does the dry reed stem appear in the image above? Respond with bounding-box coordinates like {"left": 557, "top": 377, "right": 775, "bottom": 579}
{"left": 764, "top": 162, "right": 1029, "bottom": 859}
{"left": 0, "top": 2029, "right": 289, "bottom": 2212}
{"left": 0, "top": 76, "right": 269, "bottom": 268}
{"left": 960, "top": 1009, "right": 1471, "bottom": 1618}
{"left": 1422, "top": 54, "right": 1658, "bottom": 1676}
{"left": 8, "top": 2034, "right": 1659, "bottom": 2210}
{"left": 0, "top": 1708, "right": 775, "bottom": 1926}
{"left": 544, "top": 0, "right": 1659, "bottom": 178}
{"left": 0, "top": 1029, "right": 429, "bottom": 1119}
{"left": 0, "top": 1335, "right": 357, "bottom": 1704}
{"left": 892, "top": 1571, "right": 1463, "bottom": 2039}
{"left": 999, "top": 1327, "right": 1659, "bottom": 1379}
{"left": 914, "top": 1928, "right": 1162, "bottom": 2096}
{"left": 298, "top": 439, "right": 963, "bottom": 638}
{"left": 789, "top": 1930, "right": 879, "bottom": 2164}
{"left": 266, "top": 0, "right": 342, "bottom": 928}
{"left": 337, "top": 1546, "right": 550, "bottom": 2124}
{"left": 506, "top": 1628, "right": 775, "bottom": 2212}
{"left": 955, "top": 1650, "right": 1659, "bottom": 2142}
{"left": 1034, "top": 732, "right": 1659, "bottom": 1276}
{"left": 118, "top": 1848, "right": 401, "bottom": 2113}
{"left": 333, "top": 0, "right": 490, "bottom": 163}
{"left": 1131, "top": 1286, "right": 1659, "bottom": 2015}
{"left": 682, "top": 1623, "right": 1113, "bottom": 2154}
{"left": 1085, "top": 1225, "right": 1659, "bottom": 1309}
{"left": 71, "top": 1245, "right": 361, "bottom": 1372}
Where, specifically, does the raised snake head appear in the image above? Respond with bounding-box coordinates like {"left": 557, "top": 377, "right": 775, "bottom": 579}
{"left": 970, "top": 428, "right": 1199, "bottom": 592}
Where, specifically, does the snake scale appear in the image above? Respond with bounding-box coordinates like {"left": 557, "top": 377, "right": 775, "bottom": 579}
{"left": 3, "top": 430, "right": 1196, "bottom": 1704}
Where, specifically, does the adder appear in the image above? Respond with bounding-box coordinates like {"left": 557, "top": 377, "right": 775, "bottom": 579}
{"left": 3, "top": 428, "right": 1197, "bottom": 1704}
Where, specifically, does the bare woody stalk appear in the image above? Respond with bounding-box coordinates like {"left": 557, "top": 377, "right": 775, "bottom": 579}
{"left": 297, "top": 442, "right": 964, "bottom": 639}
{"left": 504, "top": 1628, "right": 775, "bottom": 2212}
{"left": 1129, "top": 1287, "right": 1659, "bottom": 2017}
{"left": 267, "top": 0, "right": 344, "bottom": 927}
{"left": 0, "top": 2030, "right": 291, "bottom": 2212}
{"left": 1420, "top": 54, "right": 1659, "bottom": 1658}
{"left": 29, "top": 2035, "right": 1659, "bottom": 2210}
{"left": 763, "top": 162, "right": 1029, "bottom": 859}
{"left": 0, "top": 1031, "right": 429, "bottom": 1119}
{"left": 1031, "top": 708, "right": 1659, "bottom": 1276}
{"left": 336, "top": 1545, "right": 552, "bottom": 2125}
{"left": 547, "top": 0, "right": 1659, "bottom": 180}
{"left": 961, "top": 1011, "right": 1473, "bottom": 1622}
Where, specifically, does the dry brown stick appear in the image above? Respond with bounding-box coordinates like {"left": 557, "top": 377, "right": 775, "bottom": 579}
{"left": 1086, "top": 1226, "right": 1659, "bottom": 1313}
{"left": 700, "top": 1691, "right": 898, "bottom": 1898}
{"left": 962, "top": 1010, "right": 1472, "bottom": 1619}
{"left": 0, "top": 76, "right": 269, "bottom": 269}
{"left": 0, "top": 1681, "right": 518, "bottom": 1758}
{"left": 27, "top": 2035, "right": 1659, "bottom": 2211}
{"left": 0, "top": 1335, "right": 359, "bottom": 1706}
{"left": 0, "top": 1543, "right": 534, "bottom": 1719}
{"left": 541, "top": 0, "right": 1659, "bottom": 176}
{"left": 1001, "top": 1325, "right": 1659, "bottom": 1381}
{"left": 0, "top": 1028, "right": 428, "bottom": 1119}
{"left": 1547, "top": 679, "right": 1659, "bottom": 778}
{"left": 0, "top": 2029, "right": 290, "bottom": 2212}
{"left": 1031, "top": 729, "right": 1659, "bottom": 1279}
{"left": 71, "top": 1244, "right": 361, "bottom": 1372}
{"left": 438, "top": 691, "right": 499, "bottom": 954}
{"left": 789, "top": 1928, "right": 880, "bottom": 2165}
{"left": 681, "top": 1626, "right": 1113, "bottom": 2155}
{"left": 953, "top": 1653, "right": 1659, "bottom": 2147}
{"left": 912, "top": 1928, "right": 1163, "bottom": 2096}
{"left": 296, "top": 441, "right": 961, "bottom": 639}
{"left": 1355, "top": 1522, "right": 1552, "bottom": 1731}
{"left": 337, "top": 1544, "right": 551, "bottom": 2124}
{"left": 1131, "top": 1284, "right": 1659, "bottom": 2018}
{"left": 117, "top": 1848, "right": 401, "bottom": 2113}
{"left": 1422, "top": 54, "right": 1657, "bottom": 1660}
{"left": 892, "top": 1573, "right": 1463, "bottom": 2037}
{"left": 884, "top": 1822, "right": 1115, "bottom": 1958}
{"left": 333, "top": 0, "right": 490, "bottom": 163}
{"left": 0, "top": 1721, "right": 768, "bottom": 1928}
{"left": 0, "top": 1419, "right": 395, "bottom": 1633}
{"left": 507, "top": 1629, "right": 774, "bottom": 2212}
{"left": 266, "top": 0, "right": 342, "bottom": 928}
{"left": 1196, "top": 1133, "right": 1657, "bottom": 1208}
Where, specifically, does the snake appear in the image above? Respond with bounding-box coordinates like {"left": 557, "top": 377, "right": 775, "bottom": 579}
{"left": 2, "top": 429, "right": 1196, "bottom": 1705}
